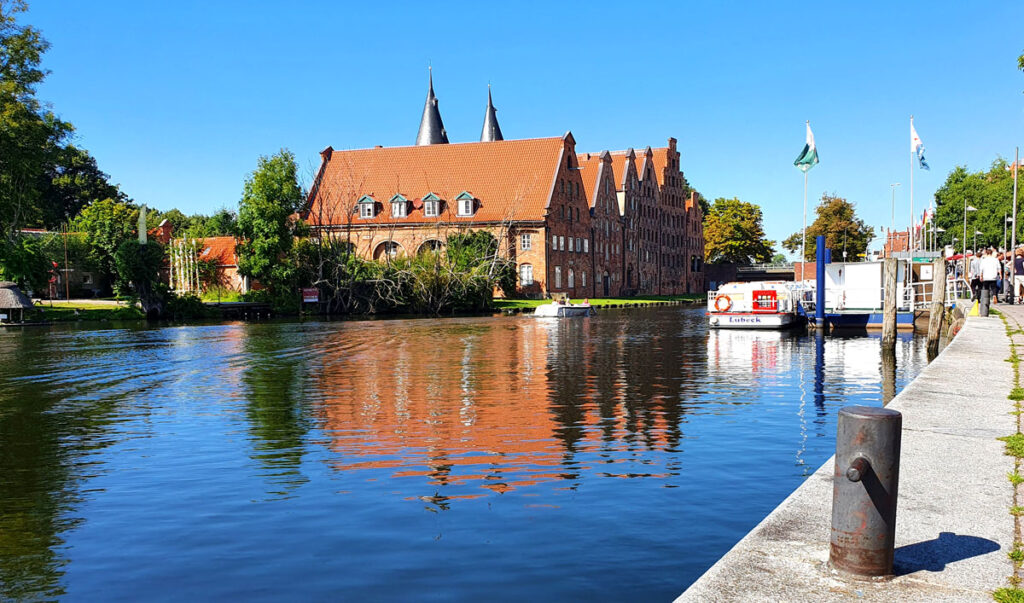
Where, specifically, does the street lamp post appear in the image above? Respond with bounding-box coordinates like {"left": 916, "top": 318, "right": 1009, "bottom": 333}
{"left": 975, "top": 230, "right": 984, "bottom": 252}
{"left": 935, "top": 227, "right": 945, "bottom": 254}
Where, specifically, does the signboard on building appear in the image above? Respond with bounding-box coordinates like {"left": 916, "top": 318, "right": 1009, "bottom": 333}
{"left": 301, "top": 288, "right": 319, "bottom": 303}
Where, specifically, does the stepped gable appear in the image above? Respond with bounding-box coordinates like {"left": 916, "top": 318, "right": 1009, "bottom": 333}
{"left": 306, "top": 135, "right": 569, "bottom": 226}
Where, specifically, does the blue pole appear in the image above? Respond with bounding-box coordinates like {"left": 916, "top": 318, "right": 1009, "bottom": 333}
{"left": 816, "top": 235, "right": 826, "bottom": 321}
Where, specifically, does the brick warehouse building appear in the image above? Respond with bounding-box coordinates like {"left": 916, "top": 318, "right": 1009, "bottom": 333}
{"left": 304, "top": 75, "right": 705, "bottom": 297}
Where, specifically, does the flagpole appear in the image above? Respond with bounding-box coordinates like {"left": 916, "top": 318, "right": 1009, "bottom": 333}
{"left": 801, "top": 170, "right": 807, "bottom": 280}
{"left": 910, "top": 116, "right": 915, "bottom": 254}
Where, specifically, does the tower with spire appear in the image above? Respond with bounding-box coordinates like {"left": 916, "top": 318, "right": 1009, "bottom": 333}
{"left": 480, "top": 86, "right": 503, "bottom": 142}
{"left": 415, "top": 68, "right": 448, "bottom": 146}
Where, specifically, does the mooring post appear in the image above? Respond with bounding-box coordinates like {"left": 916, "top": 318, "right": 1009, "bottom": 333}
{"left": 882, "top": 258, "right": 898, "bottom": 348}
{"left": 926, "top": 258, "right": 946, "bottom": 356}
{"left": 830, "top": 405, "right": 902, "bottom": 578}
{"left": 815, "top": 235, "right": 826, "bottom": 324}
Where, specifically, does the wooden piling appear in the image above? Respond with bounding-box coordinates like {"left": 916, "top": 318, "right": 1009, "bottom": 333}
{"left": 882, "top": 258, "right": 898, "bottom": 348}
{"left": 926, "top": 258, "right": 946, "bottom": 356}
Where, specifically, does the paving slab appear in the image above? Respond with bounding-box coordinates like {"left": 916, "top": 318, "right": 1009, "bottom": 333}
{"left": 677, "top": 314, "right": 1016, "bottom": 602}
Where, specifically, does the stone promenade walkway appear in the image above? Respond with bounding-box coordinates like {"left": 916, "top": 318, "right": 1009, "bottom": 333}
{"left": 678, "top": 309, "right": 1022, "bottom": 602}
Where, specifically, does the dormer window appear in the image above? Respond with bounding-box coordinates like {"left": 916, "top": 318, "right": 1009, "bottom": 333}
{"left": 423, "top": 192, "right": 441, "bottom": 218}
{"left": 389, "top": 194, "right": 408, "bottom": 218}
{"left": 357, "top": 195, "right": 376, "bottom": 219}
{"left": 455, "top": 191, "right": 475, "bottom": 217}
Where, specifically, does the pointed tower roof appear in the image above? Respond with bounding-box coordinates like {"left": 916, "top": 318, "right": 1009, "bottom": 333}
{"left": 415, "top": 68, "right": 449, "bottom": 146}
{"left": 480, "top": 85, "right": 503, "bottom": 142}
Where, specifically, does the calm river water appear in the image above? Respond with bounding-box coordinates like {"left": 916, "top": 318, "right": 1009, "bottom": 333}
{"left": 0, "top": 306, "right": 931, "bottom": 601}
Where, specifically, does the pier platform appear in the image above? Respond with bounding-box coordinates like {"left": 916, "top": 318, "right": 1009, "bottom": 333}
{"left": 677, "top": 307, "right": 1023, "bottom": 601}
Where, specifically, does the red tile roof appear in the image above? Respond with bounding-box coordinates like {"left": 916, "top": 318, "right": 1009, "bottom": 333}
{"left": 197, "top": 237, "right": 238, "bottom": 267}
{"left": 607, "top": 150, "right": 636, "bottom": 191}
{"left": 575, "top": 152, "right": 604, "bottom": 209}
{"left": 307, "top": 136, "right": 569, "bottom": 226}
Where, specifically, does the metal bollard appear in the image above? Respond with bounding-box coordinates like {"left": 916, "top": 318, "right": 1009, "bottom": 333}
{"left": 829, "top": 405, "right": 902, "bottom": 578}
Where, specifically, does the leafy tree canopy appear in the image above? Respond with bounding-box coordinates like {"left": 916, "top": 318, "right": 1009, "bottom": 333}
{"left": 236, "top": 149, "right": 306, "bottom": 290}
{"left": 703, "top": 197, "right": 774, "bottom": 264}
{"left": 782, "top": 193, "right": 873, "bottom": 261}
{"left": 72, "top": 197, "right": 138, "bottom": 292}
{"left": 0, "top": 1, "right": 119, "bottom": 241}
{"left": 932, "top": 159, "right": 1019, "bottom": 252}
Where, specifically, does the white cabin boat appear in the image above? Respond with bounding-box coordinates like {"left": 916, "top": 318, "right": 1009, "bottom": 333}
{"left": 707, "top": 281, "right": 806, "bottom": 329}
{"left": 533, "top": 301, "right": 596, "bottom": 318}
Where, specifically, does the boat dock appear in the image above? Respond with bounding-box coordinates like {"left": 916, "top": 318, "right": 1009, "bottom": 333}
{"left": 677, "top": 307, "right": 1023, "bottom": 601}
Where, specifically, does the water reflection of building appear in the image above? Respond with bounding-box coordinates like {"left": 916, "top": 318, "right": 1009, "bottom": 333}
{"left": 316, "top": 320, "right": 565, "bottom": 496}
{"left": 314, "top": 313, "right": 704, "bottom": 499}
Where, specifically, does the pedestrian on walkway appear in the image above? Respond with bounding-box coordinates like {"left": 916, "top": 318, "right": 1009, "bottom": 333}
{"left": 968, "top": 250, "right": 981, "bottom": 301}
{"left": 980, "top": 247, "right": 1001, "bottom": 316}
{"left": 1015, "top": 248, "right": 1024, "bottom": 304}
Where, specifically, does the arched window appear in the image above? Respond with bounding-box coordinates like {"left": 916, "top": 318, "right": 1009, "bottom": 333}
{"left": 568, "top": 268, "right": 575, "bottom": 289}
{"left": 418, "top": 240, "right": 443, "bottom": 254}
{"left": 374, "top": 241, "right": 402, "bottom": 260}
{"left": 554, "top": 266, "right": 562, "bottom": 289}
{"left": 520, "top": 263, "right": 534, "bottom": 286}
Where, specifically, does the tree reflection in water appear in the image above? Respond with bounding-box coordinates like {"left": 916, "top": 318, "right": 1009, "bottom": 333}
{"left": 241, "top": 326, "right": 312, "bottom": 496}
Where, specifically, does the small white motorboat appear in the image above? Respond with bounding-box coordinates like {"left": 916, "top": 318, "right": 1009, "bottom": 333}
{"left": 707, "top": 281, "right": 805, "bottom": 329}
{"left": 533, "top": 300, "right": 596, "bottom": 318}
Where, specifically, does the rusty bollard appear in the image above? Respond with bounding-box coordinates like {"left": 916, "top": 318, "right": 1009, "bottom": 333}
{"left": 829, "top": 406, "right": 902, "bottom": 578}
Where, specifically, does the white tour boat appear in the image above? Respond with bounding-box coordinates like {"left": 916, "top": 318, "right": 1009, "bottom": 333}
{"left": 533, "top": 300, "right": 596, "bottom": 318}
{"left": 707, "top": 281, "right": 806, "bottom": 329}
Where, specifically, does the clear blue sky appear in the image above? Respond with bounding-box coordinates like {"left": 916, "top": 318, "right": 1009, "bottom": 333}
{"left": 24, "top": 1, "right": 1024, "bottom": 255}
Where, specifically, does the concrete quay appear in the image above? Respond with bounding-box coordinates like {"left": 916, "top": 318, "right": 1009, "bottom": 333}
{"left": 677, "top": 308, "right": 1024, "bottom": 602}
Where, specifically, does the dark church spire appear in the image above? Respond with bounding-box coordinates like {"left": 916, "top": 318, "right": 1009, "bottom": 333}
{"left": 480, "top": 85, "right": 503, "bottom": 142}
{"left": 415, "top": 68, "right": 448, "bottom": 146}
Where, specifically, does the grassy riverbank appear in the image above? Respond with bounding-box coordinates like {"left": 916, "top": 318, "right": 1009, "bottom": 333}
{"left": 28, "top": 300, "right": 144, "bottom": 322}
{"left": 493, "top": 294, "right": 704, "bottom": 311}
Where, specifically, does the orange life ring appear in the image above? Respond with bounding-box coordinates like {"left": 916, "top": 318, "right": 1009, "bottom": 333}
{"left": 714, "top": 294, "right": 732, "bottom": 312}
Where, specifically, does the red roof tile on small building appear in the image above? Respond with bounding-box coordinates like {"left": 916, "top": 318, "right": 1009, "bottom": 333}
{"left": 197, "top": 237, "right": 238, "bottom": 267}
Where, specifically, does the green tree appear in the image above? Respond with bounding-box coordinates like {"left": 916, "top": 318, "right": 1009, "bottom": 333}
{"left": 35, "top": 145, "right": 120, "bottom": 228}
{"left": 932, "top": 160, "right": 1016, "bottom": 251}
{"left": 113, "top": 239, "right": 166, "bottom": 315}
{"left": 0, "top": 0, "right": 74, "bottom": 241}
{"left": 236, "top": 149, "right": 307, "bottom": 305}
{"left": 703, "top": 197, "right": 775, "bottom": 264}
{"left": 0, "top": 235, "right": 48, "bottom": 291}
{"left": 72, "top": 198, "right": 138, "bottom": 293}
{"left": 782, "top": 194, "right": 873, "bottom": 261}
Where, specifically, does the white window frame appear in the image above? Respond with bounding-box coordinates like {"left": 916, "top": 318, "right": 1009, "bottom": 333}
{"left": 392, "top": 201, "right": 407, "bottom": 218}
{"left": 520, "top": 263, "right": 534, "bottom": 286}
{"left": 559, "top": 236, "right": 565, "bottom": 251}
{"left": 568, "top": 237, "right": 574, "bottom": 252}
{"left": 583, "top": 239, "right": 589, "bottom": 253}
{"left": 552, "top": 234, "right": 557, "bottom": 249}
{"left": 359, "top": 202, "right": 375, "bottom": 219}
{"left": 521, "top": 233, "right": 532, "bottom": 251}
{"left": 568, "top": 269, "right": 575, "bottom": 289}
{"left": 424, "top": 200, "right": 439, "bottom": 218}
{"left": 554, "top": 266, "right": 562, "bottom": 289}
{"left": 457, "top": 198, "right": 474, "bottom": 217}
